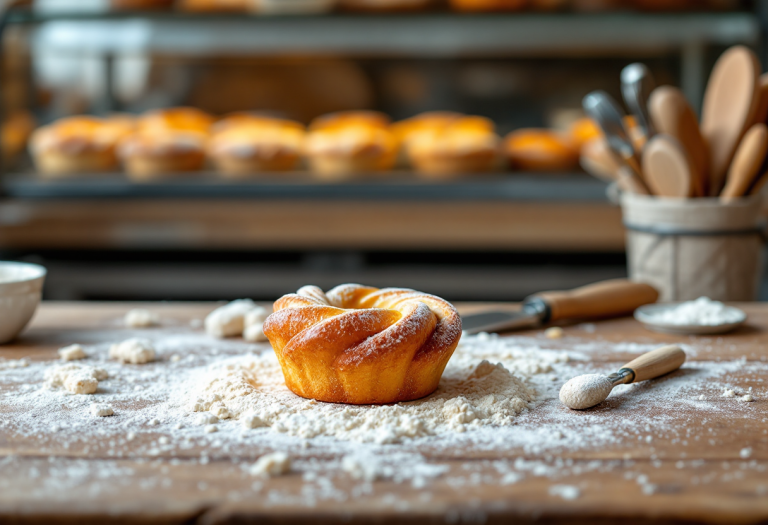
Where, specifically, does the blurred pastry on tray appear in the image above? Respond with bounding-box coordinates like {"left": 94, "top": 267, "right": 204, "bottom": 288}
{"left": 29, "top": 115, "right": 134, "bottom": 178}
{"left": 449, "top": 0, "right": 528, "bottom": 11}
{"left": 251, "top": 0, "right": 338, "bottom": 14}
{"left": 568, "top": 117, "right": 602, "bottom": 151}
{"left": 119, "top": 107, "right": 213, "bottom": 180}
{"left": 399, "top": 113, "right": 500, "bottom": 178}
{"left": 176, "top": 0, "right": 249, "bottom": 11}
{"left": 111, "top": 0, "right": 175, "bottom": 9}
{"left": 209, "top": 114, "right": 306, "bottom": 177}
{"left": 304, "top": 111, "right": 397, "bottom": 180}
{"left": 504, "top": 128, "right": 579, "bottom": 172}
{"left": 2, "top": 110, "right": 35, "bottom": 167}
{"left": 339, "top": 0, "right": 432, "bottom": 11}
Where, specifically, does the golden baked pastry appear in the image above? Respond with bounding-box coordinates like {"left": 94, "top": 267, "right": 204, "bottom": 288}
{"left": 29, "top": 115, "right": 134, "bottom": 178}
{"left": 209, "top": 115, "right": 305, "bottom": 177}
{"left": 309, "top": 110, "right": 391, "bottom": 131}
{"left": 305, "top": 111, "right": 397, "bottom": 179}
{"left": 2, "top": 110, "right": 35, "bottom": 166}
{"left": 176, "top": 0, "right": 249, "bottom": 11}
{"left": 568, "top": 117, "right": 602, "bottom": 150}
{"left": 137, "top": 107, "right": 214, "bottom": 135}
{"left": 111, "top": 0, "right": 174, "bottom": 9}
{"left": 263, "top": 284, "right": 462, "bottom": 405}
{"left": 391, "top": 111, "right": 463, "bottom": 145}
{"left": 340, "top": 0, "right": 432, "bottom": 11}
{"left": 504, "top": 128, "right": 580, "bottom": 172}
{"left": 404, "top": 115, "right": 500, "bottom": 177}
{"left": 449, "top": 0, "right": 528, "bottom": 11}
{"left": 120, "top": 108, "right": 213, "bottom": 180}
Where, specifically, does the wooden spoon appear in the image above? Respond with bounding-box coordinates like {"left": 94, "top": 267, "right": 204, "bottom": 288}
{"left": 642, "top": 135, "right": 693, "bottom": 198}
{"left": 701, "top": 45, "right": 761, "bottom": 196}
{"left": 648, "top": 86, "right": 709, "bottom": 197}
{"left": 720, "top": 123, "right": 768, "bottom": 201}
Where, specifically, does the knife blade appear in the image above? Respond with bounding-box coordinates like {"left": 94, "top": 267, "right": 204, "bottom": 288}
{"left": 460, "top": 279, "right": 659, "bottom": 335}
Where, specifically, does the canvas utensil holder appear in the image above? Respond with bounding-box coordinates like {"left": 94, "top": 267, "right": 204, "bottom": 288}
{"left": 620, "top": 192, "right": 765, "bottom": 302}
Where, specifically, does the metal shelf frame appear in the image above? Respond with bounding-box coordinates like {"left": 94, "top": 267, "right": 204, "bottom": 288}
{"left": 2, "top": 173, "right": 609, "bottom": 202}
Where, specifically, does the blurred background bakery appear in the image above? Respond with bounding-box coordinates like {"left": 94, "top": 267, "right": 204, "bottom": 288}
{"left": 0, "top": 0, "right": 765, "bottom": 301}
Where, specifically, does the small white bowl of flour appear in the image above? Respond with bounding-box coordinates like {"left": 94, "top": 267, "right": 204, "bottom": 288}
{"left": 634, "top": 297, "right": 747, "bottom": 335}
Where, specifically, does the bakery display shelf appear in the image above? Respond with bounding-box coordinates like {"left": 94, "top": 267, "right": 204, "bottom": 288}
{"left": 10, "top": 10, "right": 759, "bottom": 57}
{"left": 1, "top": 171, "right": 609, "bottom": 201}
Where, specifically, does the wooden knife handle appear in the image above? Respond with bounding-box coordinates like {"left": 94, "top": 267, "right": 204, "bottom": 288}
{"left": 534, "top": 279, "right": 659, "bottom": 322}
{"left": 622, "top": 345, "right": 686, "bottom": 383}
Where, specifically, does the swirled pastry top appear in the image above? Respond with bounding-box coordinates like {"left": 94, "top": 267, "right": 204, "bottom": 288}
{"left": 263, "top": 284, "right": 462, "bottom": 405}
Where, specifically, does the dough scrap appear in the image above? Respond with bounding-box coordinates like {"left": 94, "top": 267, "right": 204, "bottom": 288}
{"left": 205, "top": 300, "right": 260, "bottom": 338}
{"left": 110, "top": 338, "right": 156, "bottom": 364}
{"left": 45, "top": 364, "right": 108, "bottom": 395}
{"left": 58, "top": 344, "right": 86, "bottom": 362}
{"left": 125, "top": 308, "right": 160, "bottom": 328}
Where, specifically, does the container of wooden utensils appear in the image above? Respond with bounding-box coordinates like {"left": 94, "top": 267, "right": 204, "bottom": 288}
{"left": 581, "top": 45, "right": 767, "bottom": 302}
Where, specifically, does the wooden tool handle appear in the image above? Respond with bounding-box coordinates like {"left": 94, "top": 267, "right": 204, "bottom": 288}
{"left": 622, "top": 345, "right": 686, "bottom": 383}
{"left": 534, "top": 279, "right": 659, "bottom": 322}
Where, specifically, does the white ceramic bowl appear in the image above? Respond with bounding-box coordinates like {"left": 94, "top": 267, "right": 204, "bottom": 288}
{"left": 0, "top": 262, "right": 47, "bottom": 344}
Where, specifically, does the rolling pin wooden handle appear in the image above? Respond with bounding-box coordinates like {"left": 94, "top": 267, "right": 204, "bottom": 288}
{"left": 534, "top": 279, "right": 659, "bottom": 322}
{"left": 622, "top": 345, "right": 687, "bottom": 383}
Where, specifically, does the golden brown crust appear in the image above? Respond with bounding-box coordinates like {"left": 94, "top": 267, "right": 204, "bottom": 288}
{"left": 176, "top": 0, "right": 249, "bottom": 10}
{"left": 208, "top": 115, "right": 305, "bottom": 177}
{"left": 118, "top": 108, "right": 213, "bottom": 179}
{"left": 504, "top": 128, "right": 580, "bottom": 172}
{"left": 309, "top": 111, "right": 391, "bottom": 132}
{"left": 29, "top": 115, "right": 134, "bottom": 176}
{"left": 404, "top": 114, "right": 500, "bottom": 177}
{"left": 137, "top": 107, "right": 214, "bottom": 135}
{"left": 111, "top": 0, "right": 175, "bottom": 9}
{"left": 339, "top": 0, "right": 433, "bottom": 11}
{"left": 305, "top": 115, "right": 398, "bottom": 179}
{"left": 449, "top": 0, "right": 529, "bottom": 10}
{"left": 264, "top": 284, "right": 462, "bottom": 405}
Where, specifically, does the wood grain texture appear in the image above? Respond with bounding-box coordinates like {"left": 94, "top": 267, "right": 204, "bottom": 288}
{"left": 0, "top": 302, "right": 767, "bottom": 525}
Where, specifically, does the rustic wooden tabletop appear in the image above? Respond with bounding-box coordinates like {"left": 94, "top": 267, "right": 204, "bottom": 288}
{"left": 0, "top": 302, "right": 766, "bottom": 525}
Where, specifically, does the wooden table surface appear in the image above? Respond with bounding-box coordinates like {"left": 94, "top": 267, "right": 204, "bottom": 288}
{"left": 1, "top": 302, "right": 767, "bottom": 525}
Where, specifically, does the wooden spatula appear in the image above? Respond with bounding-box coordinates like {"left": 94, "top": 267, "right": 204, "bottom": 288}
{"left": 642, "top": 135, "right": 693, "bottom": 198}
{"left": 649, "top": 86, "right": 709, "bottom": 197}
{"left": 701, "top": 46, "right": 761, "bottom": 196}
{"left": 720, "top": 123, "right": 768, "bottom": 201}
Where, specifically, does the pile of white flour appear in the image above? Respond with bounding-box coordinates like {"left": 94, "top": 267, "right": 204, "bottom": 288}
{"left": 644, "top": 297, "right": 745, "bottom": 326}
{"left": 186, "top": 344, "right": 538, "bottom": 443}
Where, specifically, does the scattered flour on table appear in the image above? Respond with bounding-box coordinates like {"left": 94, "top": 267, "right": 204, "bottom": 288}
{"left": 548, "top": 484, "right": 581, "bottom": 500}
{"left": 644, "top": 297, "right": 745, "bottom": 326}
{"left": 187, "top": 344, "right": 539, "bottom": 443}
{"left": 0, "top": 327, "right": 765, "bottom": 505}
